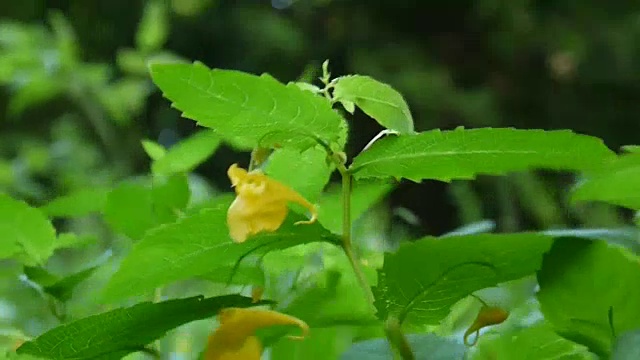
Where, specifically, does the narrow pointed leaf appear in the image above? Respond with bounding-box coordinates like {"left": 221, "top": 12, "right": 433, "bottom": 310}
{"left": 151, "top": 129, "right": 221, "bottom": 175}
{"left": 350, "top": 128, "right": 615, "bottom": 182}
{"left": 17, "top": 295, "right": 265, "bottom": 360}
{"left": 150, "top": 62, "right": 347, "bottom": 150}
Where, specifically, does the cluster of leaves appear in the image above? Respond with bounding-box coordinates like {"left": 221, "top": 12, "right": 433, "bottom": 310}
{"left": 3, "top": 55, "right": 640, "bottom": 360}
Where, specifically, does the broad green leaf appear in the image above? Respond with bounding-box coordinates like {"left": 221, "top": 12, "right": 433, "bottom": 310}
{"left": 571, "top": 153, "right": 640, "bottom": 210}
{"left": 104, "top": 175, "right": 190, "bottom": 240}
{"left": 350, "top": 128, "right": 615, "bottom": 182}
{"left": 537, "top": 237, "right": 640, "bottom": 357}
{"left": 472, "top": 322, "right": 595, "bottom": 360}
{"left": 141, "top": 139, "right": 166, "bottom": 161}
{"left": 264, "top": 146, "right": 332, "bottom": 202}
{"left": 612, "top": 329, "right": 640, "bottom": 360}
{"left": 374, "top": 233, "right": 553, "bottom": 327}
{"left": 103, "top": 180, "right": 156, "bottom": 240}
{"left": 149, "top": 62, "right": 347, "bottom": 150}
{"left": 151, "top": 130, "right": 221, "bottom": 175}
{"left": 341, "top": 333, "right": 466, "bottom": 360}
{"left": 317, "top": 180, "right": 395, "bottom": 234}
{"left": 40, "top": 187, "right": 109, "bottom": 218}
{"left": 102, "top": 196, "right": 340, "bottom": 302}
{"left": 0, "top": 193, "right": 57, "bottom": 266}
{"left": 333, "top": 75, "right": 414, "bottom": 134}
{"left": 17, "top": 295, "right": 264, "bottom": 360}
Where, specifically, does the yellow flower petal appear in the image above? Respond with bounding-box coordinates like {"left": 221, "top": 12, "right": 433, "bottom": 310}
{"left": 227, "top": 163, "right": 317, "bottom": 243}
{"left": 204, "top": 308, "right": 309, "bottom": 360}
{"left": 463, "top": 306, "right": 509, "bottom": 346}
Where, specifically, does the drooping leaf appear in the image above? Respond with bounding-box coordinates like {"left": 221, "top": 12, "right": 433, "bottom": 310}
{"left": 317, "top": 179, "right": 395, "bottom": 234}
{"left": 264, "top": 146, "right": 333, "bottom": 202}
{"left": 0, "top": 193, "right": 57, "bottom": 266}
{"left": 374, "top": 233, "right": 553, "bottom": 327}
{"left": 102, "top": 196, "right": 340, "bottom": 302}
{"left": 471, "top": 322, "right": 595, "bottom": 360}
{"left": 612, "top": 329, "right": 640, "bottom": 360}
{"left": 333, "top": 75, "right": 414, "bottom": 134}
{"left": 17, "top": 295, "right": 265, "bottom": 360}
{"left": 537, "top": 237, "right": 640, "bottom": 357}
{"left": 543, "top": 227, "right": 640, "bottom": 255}
{"left": 40, "top": 187, "right": 110, "bottom": 218}
{"left": 151, "top": 130, "right": 221, "bottom": 175}
{"left": 350, "top": 128, "right": 615, "bottom": 182}
{"left": 571, "top": 152, "right": 640, "bottom": 210}
{"left": 149, "top": 62, "right": 347, "bottom": 150}
{"left": 341, "top": 333, "right": 466, "bottom": 360}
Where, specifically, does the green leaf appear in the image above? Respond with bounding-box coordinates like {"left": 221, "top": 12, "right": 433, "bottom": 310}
{"left": 612, "top": 329, "right": 640, "bottom": 360}
{"left": 317, "top": 179, "right": 394, "bottom": 234}
{"left": 264, "top": 146, "right": 332, "bottom": 202}
{"left": 17, "top": 295, "right": 264, "bottom": 360}
{"left": 271, "top": 327, "right": 357, "bottom": 360}
{"left": 0, "top": 193, "right": 57, "bottom": 266}
{"left": 333, "top": 75, "right": 414, "bottom": 134}
{"left": 537, "top": 237, "right": 640, "bottom": 357}
{"left": 151, "top": 130, "right": 221, "bottom": 175}
{"left": 40, "top": 187, "right": 110, "bottom": 218}
{"left": 141, "top": 139, "right": 166, "bottom": 161}
{"left": 103, "top": 180, "right": 156, "bottom": 240}
{"left": 341, "top": 333, "right": 466, "bottom": 360}
{"left": 43, "top": 266, "right": 98, "bottom": 302}
{"left": 149, "top": 62, "right": 347, "bottom": 150}
{"left": 571, "top": 153, "right": 640, "bottom": 210}
{"left": 102, "top": 196, "right": 340, "bottom": 302}
{"left": 350, "top": 128, "right": 615, "bottom": 182}
{"left": 374, "top": 233, "right": 553, "bottom": 327}
{"left": 472, "top": 322, "right": 595, "bottom": 360}
{"left": 543, "top": 228, "right": 640, "bottom": 255}
{"left": 104, "top": 175, "right": 190, "bottom": 240}
{"left": 135, "top": 0, "right": 168, "bottom": 52}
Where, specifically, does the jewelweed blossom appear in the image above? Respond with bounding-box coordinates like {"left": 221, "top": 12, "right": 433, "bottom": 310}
{"left": 227, "top": 163, "right": 317, "bottom": 243}
{"left": 463, "top": 306, "right": 509, "bottom": 346}
{"left": 204, "top": 307, "right": 309, "bottom": 360}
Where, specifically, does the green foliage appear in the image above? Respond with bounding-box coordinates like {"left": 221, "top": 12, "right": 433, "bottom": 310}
{"left": 40, "top": 188, "right": 109, "bottom": 218}
{"left": 537, "top": 238, "right": 640, "bottom": 357}
{"left": 350, "top": 128, "right": 615, "bottom": 182}
{"left": 149, "top": 62, "right": 347, "bottom": 150}
{"left": 149, "top": 130, "right": 221, "bottom": 175}
{"left": 472, "top": 322, "right": 595, "bottom": 359}
{"left": 333, "top": 75, "right": 415, "bottom": 134}
{"left": 102, "top": 196, "right": 340, "bottom": 301}
{"left": 572, "top": 152, "right": 640, "bottom": 210}
{"left": 374, "top": 233, "right": 552, "bottom": 326}
{"left": 3, "top": 13, "right": 640, "bottom": 357}
{"left": 16, "top": 295, "right": 263, "bottom": 359}
{"left": 0, "top": 193, "right": 57, "bottom": 265}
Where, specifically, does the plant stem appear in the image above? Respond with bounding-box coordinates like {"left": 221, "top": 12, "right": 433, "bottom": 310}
{"left": 339, "top": 165, "right": 376, "bottom": 308}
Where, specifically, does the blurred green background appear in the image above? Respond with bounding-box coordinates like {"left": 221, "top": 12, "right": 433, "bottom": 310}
{"left": 0, "top": 0, "right": 638, "bottom": 357}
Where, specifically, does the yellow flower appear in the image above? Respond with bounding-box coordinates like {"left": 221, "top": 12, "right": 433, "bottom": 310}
{"left": 204, "top": 308, "right": 309, "bottom": 360}
{"left": 463, "top": 306, "right": 509, "bottom": 346}
{"left": 227, "top": 164, "right": 317, "bottom": 243}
